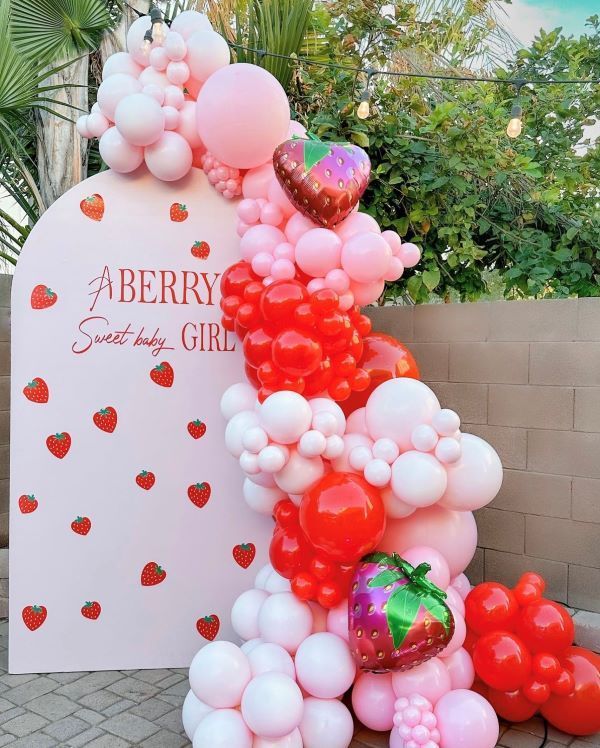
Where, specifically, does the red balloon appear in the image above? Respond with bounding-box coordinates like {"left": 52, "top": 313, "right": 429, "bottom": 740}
{"left": 523, "top": 677, "right": 551, "bottom": 705}
{"left": 341, "top": 333, "right": 420, "bottom": 416}
{"left": 220, "top": 260, "right": 258, "bottom": 297}
{"left": 269, "top": 525, "right": 312, "bottom": 580}
{"left": 473, "top": 631, "right": 532, "bottom": 692}
{"left": 541, "top": 646, "right": 600, "bottom": 736}
{"left": 260, "top": 280, "right": 308, "bottom": 328}
{"left": 272, "top": 328, "right": 322, "bottom": 377}
{"left": 515, "top": 599, "right": 574, "bottom": 655}
{"left": 299, "top": 473, "right": 386, "bottom": 563}
{"left": 465, "top": 582, "right": 519, "bottom": 636}
{"left": 487, "top": 687, "right": 538, "bottom": 723}
{"left": 243, "top": 326, "right": 275, "bottom": 368}
{"left": 532, "top": 652, "right": 561, "bottom": 683}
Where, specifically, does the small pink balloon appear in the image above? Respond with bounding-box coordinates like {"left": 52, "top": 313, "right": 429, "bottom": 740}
{"left": 271, "top": 259, "right": 296, "bottom": 280}
{"left": 401, "top": 546, "right": 451, "bottom": 590}
{"left": 175, "top": 100, "right": 204, "bottom": 149}
{"left": 97, "top": 73, "right": 142, "bottom": 121}
{"left": 338, "top": 291, "right": 355, "bottom": 311}
{"left": 325, "top": 268, "right": 350, "bottom": 294}
{"left": 165, "top": 30, "right": 187, "bottom": 61}
{"left": 268, "top": 177, "right": 297, "bottom": 218}
{"left": 166, "top": 60, "right": 190, "bottom": 85}
{"left": 170, "top": 10, "right": 212, "bottom": 40}
{"left": 349, "top": 278, "right": 385, "bottom": 306}
{"left": 86, "top": 111, "right": 110, "bottom": 138}
{"left": 115, "top": 93, "right": 165, "bottom": 147}
{"left": 335, "top": 211, "right": 380, "bottom": 242}
{"left": 102, "top": 52, "right": 143, "bottom": 80}
{"left": 443, "top": 647, "right": 475, "bottom": 690}
{"left": 149, "top": 46, "right": 169, "bottom": 71}
{"left": 345, "top": 407, "right": 368, "bottom": 435}
{"left": 352, "top": 672, "right": 396, "bottom": 732}
{"left": 139, "top": 66, "right": 170, "bottom": 90}
{"left": 307, "top": 278, "right": 326, "bottom": 294}
{"left": 434, "top": 690, "right": 499, "bottom": 748}
{"left": 162, "top": 105, "right": 180, "bottom": 130}
{"left": 381, "top": 229, "right": 403, "bottom": 255}
{"left": 164, "top": 85, "right": 185, "bottom": 110}
{"left": 451, "top": 574, "right": 471, "bottom": 600}
{"left": 261, "top": 202, "right": 284, "bottom": 227}
{"left": 99, "top": 127, "right": 144, "bottom": 173}
{"left": 398, "top": 242, "right": 421, "bottom": 268}
{"left": 144, "top": 131, "right": 193, "bottom": 181}
{"left": 438, "top": 606, "right": 466, "bottom": 659}
{"left": 381, "top": 487, "right": 417, "bottom": 519}
{"left": 76, "top": 115, "right": 91, "bottom": 139}
{"left": 326, "top": 599, "right": 349, "bottom": 641}
{"left": 238, "top": 199, "right": 261, "bottom": 224}
{"left": 295, "top": 228, "right": 342, "bottom": 278}
{"left": 252, "top": 252, "right": 274, "bottom": 278}
{"left": 186, "top": 30, "right": 230, "bottom": 82}
{"left": 384, "top": 255, "right": 405, "bottom": 282}
{"left": 274, "top": 243, "right": 295, "bottom": 262}
{"left": 240, "top": 224, "right": 286, "bottom": 262}
{"left": 342, "top": 232, "right": 392, "bottom": 283}
{"left": 287, "top": 120, "right": 308, "bottom": 139}
{"left": 445, "top": 586, "right": 465, "bottom": 617}
{"left": 285, "top": 212, "right": 317, "bottom": 244}
{"left": 143, "top": 84, "right": 165, "bottom": 105}
{"left": 392, "top": 657, "right": 451, "bottom": 706}
{"left": 243, "top": 163, "right": 276, "bottom": 199}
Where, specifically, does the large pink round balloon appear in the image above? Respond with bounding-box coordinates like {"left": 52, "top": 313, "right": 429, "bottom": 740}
{"left": 352, "top": 672, "right": 396, "bottom": 732}
{"left": 380, "top": 504, "right": 477, "bottom": 578}
{"left": 392, "top": 657, "right": 451, "bottom": 706}
{"left": 434, "top": 689, "right": 499, "bottom": 748}
{"left": 144, "top": 131, "right": 193, "bottom": 182}
{"left": 196, "top": 64, "right": 290, "bottom": 169}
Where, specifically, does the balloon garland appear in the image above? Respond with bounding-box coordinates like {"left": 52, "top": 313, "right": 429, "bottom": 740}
{"left": 84, "top": 11, "right": 600, "bottom": 747}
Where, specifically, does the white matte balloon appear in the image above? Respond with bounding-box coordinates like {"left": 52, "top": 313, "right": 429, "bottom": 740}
{"left": 243, "top": 479, "right": 286, "bottom": 515}
{"left": 225, "top": 410, "right": 260, "bottom": 458}
{"left": 259, "top": 392, "right": 312, "bottom": 444}
{"left": 253, "top": 729, "right": 303, "bottom": 748}
{"left": 144, "top": 131, "right": 193, "bottom": 181}
{"left": 221, "top": 383, "right": 257, "bottom": 420}
{"left": 186, "top": 30, "right": 231, "bottom": 82}
{"left": 231, "top": 589, "right": 269, "bottom": 641}
{"left": 115, "top": 93, "right": 165, "bottom": 146}
{"left": 432, "top": 408, "right": 461, "bottom": 436}
{"left": 242, "top": 426, "right": 269, "bottom": 453}
{"left": 439, "top": 433, "right": 503, "bottom": 511}
{"left": 192, "top": 708, "right": 252, "bottom": 748}
{"left": 97, "top": 73, "right": 142, "bottom": 121}
{"left": 391, "top": 451, "right": 448, "bottom": 508}
{"left": 323, "top": 435, "right": 344, "bottom": 460}
{"left": 86, "top": 111, "right": 110, "bottom": 138}
{"left": 165, "top": 30, "right": 187, "bottom": 61}
{"left": 435, "top": 436, "right": 462, "bottom": 464}
{"left": 247, "top": 642, "right": 295, "bottom": 679}
{"left": 76, "top": 115, "right": 91, "bottom": 139}
{"left": 363, "top": 458, "right": 392, "bottom": 487}
{"left": 241, "top": 673, "right": 303, "bottom": 739}
{"left": 254, "top": 563, "right": 274, "bottom": 590}
{"left": 411, "top": 423, "right": 439, "bottom": 452}
{"left": 258, "top": 445, "right": 289, "bottom": 473}
{"left": 298, "top": 430, "right": 327, "bottom": 458}
{"left": 299, "top": 697, "right": 354, "bottom": 748}
{"left": 125, "top": 15, "right": 154, "bottom": 66}
{"left": 295, "top": 633, "right": 356, "bottom": 698}
{"left": 331, "top": 433, "right": 373, "bottom": 474}
{"left": 273, "top": 450, "right": 324, "bottom": 495}
{"left": 263, "top": 571, "right": 292, "bottom": 594}
{"left": 189, "top": 642, "right": 251, "bottom": 708}
{"left": 309, "top": 398, "right": 346, "bottom": 435}
{"left": 372, "top": 438, "right": 400, "bottom": 464}
{"left": 182, "top": 690, "right": 213, "bottom": 740}
{"left": 240, "top": 450, "right": 260, "bottom": 475}
{"left": 257, "top": 592, "right": 313, "bottom": 654}
{"left": 241, "top": 638, "right": 263, "bottom": 655}
{"left": 381, "top": 486, "right": 417, "bottom": 519}
{"left": 102, "top": 51, "right": 143, "bottom": 79}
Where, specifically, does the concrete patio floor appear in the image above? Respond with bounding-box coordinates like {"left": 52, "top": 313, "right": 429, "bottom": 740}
{"left": 0, "top": 620, "right": 598, "bottom": 747}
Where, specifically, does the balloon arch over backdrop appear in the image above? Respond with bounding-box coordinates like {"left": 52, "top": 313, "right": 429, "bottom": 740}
{"left": 75, "top": 9, "right": 600, "bottom": 747}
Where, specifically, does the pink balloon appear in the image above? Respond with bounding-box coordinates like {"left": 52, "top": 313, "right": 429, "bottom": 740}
{"left": 164, "top": 85, "right": 185, "bottom": 110}
{"left": 391, "top": 657, "right": 451, "bottom": 706}
{"left": 193, "top": 708, "right": 252, "bottom": 748}
{"left": 165, "top": 31, "right": 187, "bottom": 62}
{"left": 170, "top": 10, "right": 212, "bottom": 40}
{"left": 330, "top": 433, "right": 373, "bottom": 474}
{"left": 253, "top": 729, "right": 303, "bottom": 748}
{"left": 126, "top": 16, "right": 153, "bottom": 67}
{"left": 439, "top": 433, "right": 503, "bottom": 512}
{"left": 166, "top": 60, "right": 190, "bottom": 85}
{"left": 345, "top": 408, "right": 368, "bottom": 435}
{"left": 86, "top": 111, "right": 110, "bottom": 138}
{"left": 285, "top": 212, "right": 316, "bottom": 244}
{"left": 398, "top": 242, "right": 421, "bottom": 268}
{"left": 439, "top": 606, "right": 466, "bottom": 659}
{"left": 186, "top": 30, "right": 230, "bottom": 82}
{"left": 434, "top": 690, "right": 499, "bottom": 748}
{"left": 186, "top": 77, "right": 203, "bottom": 100}
{"left": 149, "top": 46, "right": 169, "bottom": 71}
{"left": 335, "top": 211, "right": 380, "bottom": 242}
{"left": 76, "top": 115, "right": 91, "bottom": 139}
{"left": 381, "top": 505, "right": 477, "bottom": 578}
{"left": 102, "top": 52, "right": 143, "bottom": 80}
{"left": 238, "top": 199, "right": 261, "bottom": 224}
{"left": 381, "top": 230, "right": 402, "bottom": 255}
{"left": 268, "top": 178, "right": 297, "bottom": 218}
{"left": 144, "top": 131, "right": 193, "bottom": 181}
{"left": 243, "top": 163, "right": 276, "bottom": 199}
{"left": 261, "top": 202, "right": 284, "bottom": 226}
{"left": 326, "top": 599, "right": 349, "bottom": 641}
{"left": 295, "top": 633, "right": 356, "bottom": 699}
{"left": 352, "top": 672, "right": 396, "bottom": 731}
{"left": 443, "top": 648, "right": 475, "bottom": 690}
{"left": 287, "top": 120, "right": 308, "bottom": 139}
{"left": 401, "top": 546, "right": 451, "bottom": 590}
{"left": 451, "top": 574, "right": 471, "bottom": 601}
{"left": 300, "top": 698, "right": 354, "bottom": 748}
{"left": 162, "top": 105, "right": 180, "bottom": 130}
{"left": 175, "top": 100, "right": 204, "bottom": 149}
{"left": 138, "top": 66, "right": 170, "bottom": 90}
{"left": 115, "top": 93, "right": 165, "bottom": 147}
{"left": 97, "top": 74, "right": 142, "bottom": 121}
{"left": 197, "top": 63, "right": 290, "bottom": 169}
{"left": 349, "top": 278, "right": 385, "bottom": 306}
{"left": 241, "top": 672, "right": 303, "bottom": 739}
{"left": 381, "top": 487, "right": 417, "bottom": 520}
{"left": 271, "top": 259, "right": 295, "bottom": 280}
{"left": 99, "top": 127, "right": 144, "bottom": 173}
{"left": 143, "top": 84, "right": 165, "bottom": 105}
{"left": 240, "top": 225, "right": 286, "bottom": 262}
{"left": 295, "top": 229, "right": 342, "bottom": 278}
{"left": 445, "top": 586, "right": 465, "bottom": 617}
{"left": 384, "top": 256, "right": 405, "bottom": 282}
{"left": 341, "top": 232, "right": 392, "bottom": 283}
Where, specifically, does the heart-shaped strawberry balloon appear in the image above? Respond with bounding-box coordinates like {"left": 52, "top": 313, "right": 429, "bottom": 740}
{"left": 273, "top": 136, "right": 371, "bottom": 228}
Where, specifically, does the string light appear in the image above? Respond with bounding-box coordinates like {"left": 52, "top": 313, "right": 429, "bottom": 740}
{"left": 506, "top": 80, "right": 525, "bottom": 138}
{"left": 357, "top": 69, "right": 376, "bottom": 119}
{"left": 150, "top": 5, "right": 166, "bottom": 45}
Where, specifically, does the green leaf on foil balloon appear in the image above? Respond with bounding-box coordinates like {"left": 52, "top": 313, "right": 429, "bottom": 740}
{"left": 421, "top": 595, "right": 454, "bottom": 638}
{"left": 302, "top": 140, "right": 331, "bottom": 171}
{"left": 368, "top": 569, "right": 403, "bottom": 588}
{"left": 386, "top": 585, "right": 421, "bottom": 648}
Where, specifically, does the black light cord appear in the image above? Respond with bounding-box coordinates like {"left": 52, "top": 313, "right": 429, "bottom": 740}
{"left": 539, "top": 717, "right": 548, "bottom": 747}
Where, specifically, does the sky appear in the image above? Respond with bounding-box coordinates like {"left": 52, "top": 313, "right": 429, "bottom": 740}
{"left": 501, "top": 0, "right": 597, "bottom": 45}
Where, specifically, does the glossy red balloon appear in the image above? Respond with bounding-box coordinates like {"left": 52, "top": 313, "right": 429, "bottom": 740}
{"left": 541, "top": 646, "right": 600, "bottom": 735}
{"left": 473, "top": 631, "right": 532, "bottom": 692}
{"left": 523, "top": 677, "right": 551, "bottom": 705}
{"left": 465, "top": 582, "right": 519, "bottom": 636}
{"left": 220, "top": 260, "right": 259, "bottom": 297}
{"left": 486, "top": 687, "right": 538, "bottom": 723}
{"left": 272, "top": 328, "right": 322, "bottom": 378}
{"left": 515, "top": 599, "right": 574, "bottom": 655}
{"left": 341, "top": 333, "right": 420, "bottom": 416}
{"left": 269, "top": 525, "right": 313, "bottom": 580}
{"left": 243, "top": 326, "right": 275, "bottom": 368}
{"left": 299, "top": 472, "right": 386, "bottom": 563}
{"left": 260, "top": 280, "right": 308, "bottom": 328}
{"left": 532, "top": 652, "right": 561, "bottom": 683}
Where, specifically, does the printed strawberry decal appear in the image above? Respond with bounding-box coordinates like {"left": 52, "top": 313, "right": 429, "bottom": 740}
{"left": 136, "top": 470, "right": 155, "bottom": 490}
{"left": 93, "top": 406, "right": 117, "bottom": 433}
{"left": 349, "top": 552, "right": 455, "bottom": 673}
{"left": 191, "top": 240, "right": 210, "bottom": 259}
{"left": 170, "top": 202, "right": 188, "bottom": 222}
{"left": 197, "top": 614, "right": 220, "bottom": 641}
{"left": 22, "top": 605, "right": 47, "bottom": 631}
{"left": 233, "top": 542, "right": 256, "bottom": 569}
{"left": 188, "top": 482, "right": 211, "bottom": 509}
{"left": 71, "top": 516, "right": 91, "bottom": 535}
{"left": 150, "top": 362, "right": 174, "bottom": 388}
{"left": 18, "top": 494, "right": 38, "bottom": 514}
{"left": 141, "top": 562, "right": 167, "bottom": 586}
{"left": 187, "top": 419, "right": 207, "bottom": 440}
{"left": 31, "top": 285, "right": 58, "bottom": 310}
{"left": 81, "top": 601, "right": 101, "bottom": 620}
{"left": 46, "top": 432, "right": 71, "bottom": 459}
{"left": 23, "top": 377, "right": 49, "bottom": 404}
{"left": 80, "top": 194, "right": 105, "bottom": 221}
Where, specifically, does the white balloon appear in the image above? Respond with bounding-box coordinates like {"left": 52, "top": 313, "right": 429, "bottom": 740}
{"left": 225, "top": 410, "right": 260, "bottom": 457}
{"left": 439, "top": 433, "right": 503, "bottom": 511}
{"left": 258, "top": 445, "right": 289, "bottom": 473}
{"left": 115, "top": 93, "right": 165, "bottom": 146}
{"left": 411, "top": 423, "right": 439, "bottom": 452}
{"left": 349, "top": 445, "right": 372, "bottom": 471}
{"left": 189, "top": 642, "right": 251, "bottom": 708}
{"left": 363, "top": 458, "right": 392, "bottom": 487}
{"left": 99, "top": 126, "right": 144, "bottom": 173}
{"left": 331, "top": 433, "right": 373, "bottom": 473}
{"left": 165, "top": 30, "right": 187, "bottom": 62}
{"left": 263, "top": 571, "right": 292, "bottom": 594}
{"left": 255, "top": 563, "right": 274, "bottom": 590}
{"left": 138, "top": 65, "right": 170, "bottom": 90}
{"left": 323, "top": 435, "right": 344, "bottom": 460}
{"left": 391, "top": 451, "right": 448, "bottom": 508}
{"left": 241, "top": 673, "right": 304, "bottom": 739}
{"left": 295, "top": 633, "right": 356, "bottom": 698}
{"left": 221, "top": 382, "right": 257, "bottom": 420}
{"left": 76, "top": 115, "right": 91, "bottom": 139}
{"left": 346, "top": 406, "right": 368, "bottom": 435}
{"left": 432, "top": 408, "right": 461, "bottom": 436}
{"left": 186, "top": 30, "right": 231, "bottom": 82}
{"left": 366, "top": 378, "right": 441, "bottom": 451}
{"left": 435, "top": 436, "right": 462, "bottom": 464}
{"left": 241, "top": 638, "right": 264, "bottom": 655}
{"left": 274, "top": 450, "right": 324, "bottom": 495}
{"left": 299, "top": 697, "right": 354, "bottom": 748}
{"left": 243, "top": 426, "right": 269, "bottom": 453}
{"left": 102, "top": 51, "right": 143, "bottom": 79}
{"left": 240, "top": 450, "right": 261, "bottom": 475}
{"left": 182, "top": 690, "right": 213, "bottom": 740}
{"left": 126, "top": 15, "right": 154, "bottom": 67}
{"left": 253, "top": 729, "right": 303, "bottom": 748}
{"left": 248, "top": 470, "right": 278, "bottom": 488}
{"left": 247, "top": 642, "right": 295, "bottom": 679}
{"left": 97, "top": 73, "right": 142, "bottom": 121}
{"left": 372, "top": 438, "right": 400, "bottom": 464}
{"left": 170, "top": 10, "right": 213, "bottom": 40}
{"left": 326, "top": 600, "right": 349, "bottom": 642}
{"left": 260, "top": 392, "right": 312, "bottom": 444}
{"left": 257, "top": 592, "right": 313, "bottom": 654}
{"left": 381, "top": 486, "right": 417, "bottom": 519}
{"left": 309, "top": 399, "right": 346, "bottom": 435}
{"left": 298, "top": 430, "right": 327, "bottom": 457}
{"left": 192, "top": 708, "right": 252, "bottom": 748}
{"left": 243, "top": 479, "right": 286, "bottom": 515}
{"left": 311, "top": 412, "right": 338, "bottom": 438}
{"left": 232, "top": 589, "right": 269, "bottom": 641}
{"left": 149, "top": 46, "right": 169, "bottom": 71}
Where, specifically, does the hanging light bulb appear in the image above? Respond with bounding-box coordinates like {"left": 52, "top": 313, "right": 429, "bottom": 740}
{"left": 140, "top": 29, "right": 153, "bottom": 57}
{"left": 356, "top": 69, "right": 376, "bottom": 120}
{"left": 150, "top": 5, "right": 166, "bottom": 45}
{"left": 506, "top": 102, "right": 523, "bottom": 138}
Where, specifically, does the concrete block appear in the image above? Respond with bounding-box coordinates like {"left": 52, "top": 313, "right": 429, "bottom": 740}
{"left": 476, "top": 508, "right": 525, "bottom": 554}
{"left": 488, "top": 384, "right": 574, "bottom": 430}
{"left": 428, "top": 381, "right": 487, "bottom": 423}
{"left": 491, "top": 470, "right": 571, "bottom": 518}
{"left": 573, "top": 610, "right": 600, "bottom": 652}
{"left": 450, "top": 342, "right": 529, "bottom": 384}
{"left": 408, "top": 342, "right": 449, "bottom": 381}
{"left": 526, "top": 515, "right": 600, "bottom": 567}
{"left": 464, "top": 424, "right": 528, "bottom": 469}
{"left": 413, "top": 302, "right": 490, "bottom": 342}
{"left": 488, "top": 298, "right": 577, "bottom": 342}
{"left": 569, "top": 565, "right": 600, "bottom": 614}
{"left": 572, "top": 478, "right": 600, "bottom": 523}
{"left": 366, "top": 306, "right": 413, "bottom": 343}
{"left": 528, "top": 429, "right": 600, "bottom": 478}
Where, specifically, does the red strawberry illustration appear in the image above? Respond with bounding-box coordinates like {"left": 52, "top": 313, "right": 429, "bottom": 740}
{"left": 81, "top": 601, "right": 101, "bottom": 620}
{"left": 22, "top": 605, "right": 47, "bottom": 631}
{"left": 136, "top": 470, "right": 155, "bottom": 490}
{"left": 188, "top": 482, "right": 211, "bottom": 509}
{"left": 141, "top": 562, "right": 167, "bottom": 586}
{"left": 18, "top": 494, "right": 38, "bottom": 514}
{"left": 150, "top": 362, "right": 174, "bottom": 387}
{"left": 46, "top": 432, "right": 71, "bottom": 459}
{"left": 170, "top": 203, "right": 188, "bottom": 222}
{"left": 191, "top": 241, "right": 210, "bottom": 259}
{"left": 187, "top": 419, "right": 207, "bottom": 440}
{"left": 197, "top": 614, "right": 220, "bottom": 641}
{"left": 93, "top": 406, "right": 117, "bottom": 433}
{"left": 23, "top": 378, "right": 49, "bottom": 404}
{"left": 233, "top": 543, "right": 256, "bottom": 569}
{"left": 71, "top": 516, "right": 91, "bottom": 535}
{"left": 80, "top": 194, "right": 105, "bottom": 221}
{"left": 31, "top": 285, "right": 58, "bottom": 310}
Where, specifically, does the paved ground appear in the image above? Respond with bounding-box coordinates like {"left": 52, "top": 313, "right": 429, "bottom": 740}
{"left": 0, "top": 619, "right": 598, "bottom": 747}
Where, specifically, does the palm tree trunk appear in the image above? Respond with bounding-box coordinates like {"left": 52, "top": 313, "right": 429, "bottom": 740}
{"left": 100, "top": 0, "right": 150, "bottom": 62}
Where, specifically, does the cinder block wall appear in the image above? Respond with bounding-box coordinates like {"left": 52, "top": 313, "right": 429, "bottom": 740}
{"left": 367, "top": 298, "right": 600, "bottom": 613}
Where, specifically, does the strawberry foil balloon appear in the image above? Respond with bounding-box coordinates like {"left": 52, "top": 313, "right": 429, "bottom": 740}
{"left": 273, "top": 136, "right": 370, "bottom": 228}
{"left": 349, "top": 552, "right": 454, "bottom": 673}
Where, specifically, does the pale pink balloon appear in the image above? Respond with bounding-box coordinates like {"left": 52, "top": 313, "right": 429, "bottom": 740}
{"left": 349, "top": 278, "right": 385, "bottom": 306}
{"left": 186, "top": 78, "right": 203, "bottom": 100}
{"left": 439, "top": 607, "right": 466, "bottom": 659}
{"left": 164, "top": 85, "right": 185, "bottom": 110}
{"left": 326, "top": 599, "right": 349, "bottom": 642}
{"left": 238, "top": 198, "right": 261, "bottom": 224}
{"left": 126, "top": 16, "right": 153, "bottom": 67}
{"left": 434, "top": 690, "right": 499, "bottom": 748}
{"left": 102, "top": 51, "right": 143, "bottom": 79}
{"left": 339, "top": 291, "right": 355, "bottom": 311}
{"left": 342, "top": 232, "right": 392, "bottom": 283}
{"left": 243, "top": 163, "right": 276, "bottom": 199}
{"left": 268, "top": 178, "right": 297, "bottom": 218}
{"left": 76, "top": 115, "right": 91, "bottom": 139}
{"left": 381, "top": 487, "right": 417, "bottom": 519}
{"left": 274, "top": 450, "right": 324, "bottom": 495}
{"left": 189, "top": 641, "right": 251, "bottom": 708}
{"left": 149, "top": 46, "right": 169, "bottom": 71}
{"left": 274, "top": 243, "right": 295, "bottom": 262}
{"left": 144, "top": 131, "right": 193, "bottom": 181}
{"left": 192, "top": 708, "right": 252, "bottom": 748}
{"left": 398, "top": 242, "right": 421, "bottom": 268}
{"left": 139, "top": 66, "right": 170, "bottom": 90}
{"left": 165, "top": 30, "right": 187, "bottom": 61}
{"left": 325, "top": 268, "right": 350, "bottom": 293}
{"left": 252, "top": 252, "right": 274, "bottom": 277}
{"left": 391, "top": 657, "right": 451, "bottom": 706}
{"left": 381, "top": 505, "right": 477, "bottom": 578}
{"left": 401, "top": 546, "right": 451, "bottom": 590}
{"left": 295, "top": 228, "right": 342, "bottom": 278}
{"left": 170, "top": 10, "right": 212, "bottom": 40}
{"left": 271, "top": 259, "right": 296, "bottom": 280}
{"left": 335, "top": 211, "right": 380, "bottom": 242}
{"left": 384, "top": 256, "right": 405, "bottom": 282}
{"left": 287, "top": 120, "right": 308, "bottom": 139}
{"left": 390, "top": 451, "right": 448, "bottom": 508}
{"left": 197, "top": 63, "right": 290, "bottom": 169}
{"left": 300, "top": 698, "right": 354, "bottom": 748}
{"left": 439, "top": 433, "right": 503, "bottom": 511}
{"left": 115, "top": 93, "right": 165, "bottom": 147}
{"left": 86, "top": 111, "right": 110, "bottom": 138}
{"left": 285, "top": 212, "right": 317, "bottom": 244}
{"left": 253, "top": 729, "right": 303, "bottom": 748}
{"left": 308, "top": 601, "right": 328, "bottom": 633}
{"left": 99, "top": 127, "right": 144, "bottom": 173}
{"left": 257, "top": 592, "right": 313, "bottom": 655}
{"left": 345, "top": 407, "right": 368, "bottom": 435}
{"left": 445, "top": 586, "right": 465, "bottom": 617}
{"left": 241, "top": 672, "right": 304, "bottom": 739}
{"left": 167, "top": 60, "right": 190, "bottom": 85}
{"left": 162, "top": 105, "right": 180, "bottom": 130}
{"left": 295, "top": 633, "right": 356, "bottom": 699}
{"left": 381, "top": 229, "right": 402, "bottom": 255}
{"left": 451, "top": 574, "right": 471, "bottom": 601}
{"left": 143, "top": 84, "right": 165, "bottom": 105}
{"left": 240, "top": 225, "right": 286, "bottom": 263}
{"left": 97, "top": 73, "right": 142, "bottom": 121}
{"left": 352, "top": 672, "right": 396, "bottom": 731}
{"left": 443, "top": 647, "right": 475, "bottom": 690}
{"left": 175, "top": 100, "right": 204, "bottom": 149}
{"left": 186, "top": 30, "right": 230, "bottom": 82}
{"left": 261, "top": 202, "right": 284, "bottom": 226}
{"left": 330, "top": 433, "right": 373, "bottom": 474}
